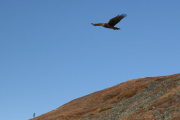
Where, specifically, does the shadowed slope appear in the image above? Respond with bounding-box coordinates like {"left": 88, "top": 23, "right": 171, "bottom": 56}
{"left": 31, "top": 73, "right": 180, "bottom": 120}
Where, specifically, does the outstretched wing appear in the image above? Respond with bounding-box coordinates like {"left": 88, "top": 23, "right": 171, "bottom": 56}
{"left": 91, "top": 23, "right": 104, "bottom": 26}
{"left": 108, "top": 14, "right": 127, "bottom": 26}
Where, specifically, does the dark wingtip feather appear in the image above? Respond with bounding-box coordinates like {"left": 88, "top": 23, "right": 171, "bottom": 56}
{"left": 91, "top": 23, "right": 95, "bottom": 26}
{"left": 120, "top": 14, "right": 127, "bottom": 17}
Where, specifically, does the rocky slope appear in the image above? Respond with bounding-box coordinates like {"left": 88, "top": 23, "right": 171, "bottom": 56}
{"left": 31, "top": 73, "right": 180, "bottom": 120}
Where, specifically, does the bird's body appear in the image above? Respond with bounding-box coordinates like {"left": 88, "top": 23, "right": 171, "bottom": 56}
{"left": 91, "top": 14, "right": 127, "bottom": 30}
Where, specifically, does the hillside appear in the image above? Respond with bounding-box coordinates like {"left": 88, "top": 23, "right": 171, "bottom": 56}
{"left": 31, "top": 73, "right": 180, "bottom": 120}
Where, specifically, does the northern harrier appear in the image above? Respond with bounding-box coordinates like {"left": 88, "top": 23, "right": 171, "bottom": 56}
{"left": 91, "top": 14, "right": 127, "bottom": 30}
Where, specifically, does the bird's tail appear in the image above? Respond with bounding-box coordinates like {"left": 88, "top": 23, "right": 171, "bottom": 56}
{"left": 113, "top": 27, "right": 120, "bottom": 30}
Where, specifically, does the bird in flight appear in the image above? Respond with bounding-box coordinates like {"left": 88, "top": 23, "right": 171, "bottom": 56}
{"left": 91, "top": 14, "right": 127, "bottom": 30}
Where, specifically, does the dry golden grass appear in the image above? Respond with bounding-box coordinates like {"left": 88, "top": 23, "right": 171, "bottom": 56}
{"left": 31, "top": 73, "right": 180, "bottom": 120}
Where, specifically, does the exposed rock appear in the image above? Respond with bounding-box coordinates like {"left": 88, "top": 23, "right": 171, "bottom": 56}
{"left": 31, "top": 73, "right": 180, "bottom": 120}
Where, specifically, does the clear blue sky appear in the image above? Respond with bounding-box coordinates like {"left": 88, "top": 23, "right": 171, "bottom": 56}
{"left": 0, "top": 0, "right": 180, "bottom": 120}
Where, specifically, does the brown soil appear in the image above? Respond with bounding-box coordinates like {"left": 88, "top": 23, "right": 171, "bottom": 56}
{"left": 31, "top": 73, "right": 180, "bottom": 120}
